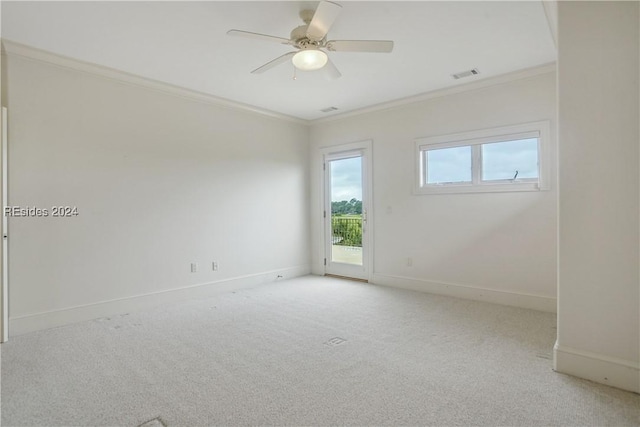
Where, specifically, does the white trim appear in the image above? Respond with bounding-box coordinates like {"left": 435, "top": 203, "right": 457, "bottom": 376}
{"left": 554, "top": 342, "right": 640, "bottom": 393}
{"left": 414, "top": 121, "right": 551, "bottom": 195}
{"left": 414, "top": 181, "right": 542, "bottom": 195}
{"left": 371, "top": 273, "right": 557, "bottom": 313}
{"left": 319, "top": 139, "right": 373, "bottom": 154}
{"left": 325, "top": 149, "right": 362, "bottom": 162}
{"left": 419, "top": 130, "right": 541, "bottom": 148}
{"left": 0, "top": 39, "right": 306, "bottom": 126}
{"left": 313, "top": 63, "right": 557, "bottom": 124}
{"left": 9, "top": 265, "right": 310, "bottom": 336}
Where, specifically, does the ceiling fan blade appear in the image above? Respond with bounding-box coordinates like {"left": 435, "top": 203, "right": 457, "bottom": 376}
{"left": 251, "top": 52, "right": 296, "bottom": 74}
{"left": 306, "top": 1, "right": 342, "bottom": 42}
{"left": 326, "top": 40, "right": 394, "bottom": 53}
{"left": 227, "top": 29, "right": 291, "bottom": 45}
{"left": 323, "top": 58, "right": 342, "bottom": 80}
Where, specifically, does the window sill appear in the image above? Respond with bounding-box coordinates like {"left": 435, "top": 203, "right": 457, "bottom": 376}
{"left": 414, "top": 182, "right": 547, "bottom": 195}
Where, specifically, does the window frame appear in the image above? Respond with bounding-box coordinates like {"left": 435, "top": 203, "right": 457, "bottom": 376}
{"left": 414, "top": 121, "right": 551, "bottom": 195}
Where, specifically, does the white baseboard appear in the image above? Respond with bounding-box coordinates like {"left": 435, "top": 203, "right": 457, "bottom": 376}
{"left": 371, "top": 273, "right": 557, "bottom": 313}
{"left": 9, "top": 265, "right": 310, "bottom": 336}
{"left": 554, "top": 342, "right": 640, "bottom": 393}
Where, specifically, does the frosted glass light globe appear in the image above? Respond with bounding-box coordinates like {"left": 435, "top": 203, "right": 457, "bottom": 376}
{"left": 292, "top": 49, "right": 328, "bottom": 71}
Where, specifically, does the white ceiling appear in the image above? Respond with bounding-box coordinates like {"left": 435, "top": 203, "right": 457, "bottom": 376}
{"left": 2, "top": 1, "right": 556, "bottom": 121}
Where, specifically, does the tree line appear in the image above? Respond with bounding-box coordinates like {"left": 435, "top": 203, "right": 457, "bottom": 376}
{"left": 331, "top": 198, "right": 362, "bottom": 215}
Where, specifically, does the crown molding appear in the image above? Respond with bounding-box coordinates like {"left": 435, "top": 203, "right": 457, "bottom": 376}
{"left": 312, "top": 62, "right": 557, "bottom": 125}
{"left": 2, "top": 39, "right": 556, "bottom": 127}
{"left": 0, "top": 39, "right": 308, "bottom": 126}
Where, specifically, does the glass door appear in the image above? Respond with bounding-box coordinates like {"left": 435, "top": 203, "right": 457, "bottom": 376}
{"left": 324, "top": 148, "right": 369, "bottom": 280}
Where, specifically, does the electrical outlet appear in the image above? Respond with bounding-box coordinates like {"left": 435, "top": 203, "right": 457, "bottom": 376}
{"left": 212, "top": 261, "right": 218, "bottom": 271}
{"left": 407, "top": 257, "right": 413, "bottom": 267}
{"left": 191, "top": 263, "right": 197, "bottom": 273}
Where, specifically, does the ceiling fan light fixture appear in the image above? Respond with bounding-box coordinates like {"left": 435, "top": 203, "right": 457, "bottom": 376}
{"left": 292, "top": 49, "right": 328, "bottom": 71}
{"left": 228, "top": 0, "right": 393, "bottom": 78}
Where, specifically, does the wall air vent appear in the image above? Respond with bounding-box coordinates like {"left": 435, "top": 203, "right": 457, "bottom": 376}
{"left": 320, "top": 106, "right": 339, "bottom": 113}
{"left": 452, "top": 68, "right": 480, "bottom": 80}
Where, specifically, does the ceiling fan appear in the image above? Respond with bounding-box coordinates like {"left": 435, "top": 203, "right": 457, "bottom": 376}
{"left": 227, "top": 1, "right": 394, "bottom": 79}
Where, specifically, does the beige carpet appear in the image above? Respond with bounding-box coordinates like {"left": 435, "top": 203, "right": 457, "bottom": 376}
{"left": 1, "top": 275, "right": 639, "bottom": 426}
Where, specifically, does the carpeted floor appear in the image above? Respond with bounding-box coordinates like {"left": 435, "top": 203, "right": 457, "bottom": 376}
{"left": 1, "top": 275, "right": 639, "bottom": 426}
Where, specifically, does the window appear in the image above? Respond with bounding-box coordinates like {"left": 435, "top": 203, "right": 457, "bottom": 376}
{"left": 415, "top": 121, "right": 550, "bottom": 194}
{"left": 424, "top": 145, "right": 472, "bottom": 185}
{"left": 481, "top": 138, "right": 538, "bottom": 182}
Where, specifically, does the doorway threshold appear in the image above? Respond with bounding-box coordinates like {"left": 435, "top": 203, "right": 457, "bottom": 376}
{"left": 324, "top": 274, "right": 368, "bottom": 283}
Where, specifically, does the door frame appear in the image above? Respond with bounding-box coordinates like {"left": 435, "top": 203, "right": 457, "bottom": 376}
{"left": 321, "top": 140, "right": 373, "bottom": 281}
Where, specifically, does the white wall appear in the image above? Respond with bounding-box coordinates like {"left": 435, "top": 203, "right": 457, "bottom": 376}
{"left": 310, "top": 70, "right": 557, "bottom": 312}
{"left": 5, "top": 53, "right": 310, "bottom": 334}
{"left": 555, "top": 1, "right": 640, "bottom": 393}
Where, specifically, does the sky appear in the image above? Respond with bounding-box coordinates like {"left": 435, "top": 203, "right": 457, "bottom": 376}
{"left": 330, "top": 156, "right": 362, "bottom": 202}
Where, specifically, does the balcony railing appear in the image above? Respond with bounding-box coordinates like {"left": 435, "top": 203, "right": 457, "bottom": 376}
{"left": 331, "top": 216, "right": 362, "bottom": 247}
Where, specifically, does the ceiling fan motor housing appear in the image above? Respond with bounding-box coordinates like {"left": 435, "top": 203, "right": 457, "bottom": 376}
{"left": 290, "top": 25, "right": 323, "bottom": 49}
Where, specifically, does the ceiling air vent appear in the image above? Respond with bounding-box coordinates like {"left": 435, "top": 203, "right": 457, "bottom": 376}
{"left": 452, "top": 68, "right": 480, "bottom": 80}
{"left": 320, "top": 106, "right": 339, "bottom": 113}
